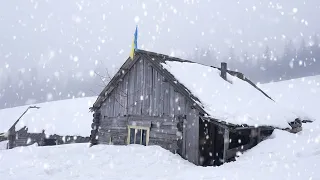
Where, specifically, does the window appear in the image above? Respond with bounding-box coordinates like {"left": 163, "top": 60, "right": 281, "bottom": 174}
{"left": 127, "top": 126, "right": 150, "bottom": 146}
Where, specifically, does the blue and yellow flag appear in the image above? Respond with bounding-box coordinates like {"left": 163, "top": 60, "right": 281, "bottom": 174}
{"left": 129, "top": 26, "right": 138, "bottom": 59}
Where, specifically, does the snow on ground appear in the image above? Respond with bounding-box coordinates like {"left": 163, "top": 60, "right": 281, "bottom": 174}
{"left": 162, "top": 61, "right": 300, "bottom": 129}
{"left": 0, "top": 120, "right": 319, "bottom": 180}
{"left": 0, "top": 140, "right": 8, "bottom": 150}
{"left": 260, "top": 75, "right": 320, "bottom": 121}
{"left": 0, "top": 97, "right": 96, "bottom": 136}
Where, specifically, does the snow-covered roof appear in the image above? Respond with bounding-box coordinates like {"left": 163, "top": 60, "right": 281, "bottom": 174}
{"left": 161, "top": 61, "right": 299, "bottom": 129}
{"left": 260, "top": 75, "right": 320, "bottom": 121}
{"left": 0, "top": 97, "right": 96, "bottom": 136}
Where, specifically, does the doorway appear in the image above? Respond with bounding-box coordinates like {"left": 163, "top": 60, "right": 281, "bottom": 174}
{"left": 199, "top": 118, "right": 224, "bottom": 166}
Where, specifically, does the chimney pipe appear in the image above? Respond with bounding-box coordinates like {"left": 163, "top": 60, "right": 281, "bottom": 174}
{"left": 221, "top": 62, "right": 227, "bottom": 80}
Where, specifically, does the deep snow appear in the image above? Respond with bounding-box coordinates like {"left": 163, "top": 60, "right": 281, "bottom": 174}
{"left": 0, "top": 121, "right": 319, "bottom": 180}
{"left": 0, "top": 97, "right": 96, "bottom": 136}
{"left": 0, "top": 140, "right": 8, "bottom": 150}
{"left": 260, "top": 75, "right": 320, "bottom": 121}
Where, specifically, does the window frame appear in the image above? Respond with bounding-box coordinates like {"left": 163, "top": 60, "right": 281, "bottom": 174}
{"left": 127, "top": 125, "right": 150, "bottom": 146}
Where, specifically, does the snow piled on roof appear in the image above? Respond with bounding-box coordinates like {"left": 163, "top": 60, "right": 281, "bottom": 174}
{"left": 0, "top": 97, "right": 96, "bottom": 136}
{"left": 261, "top": 75, "right": 320, "bottom": 121}
{"left": 161, "top": 61, "right": 299, "bottom": 129}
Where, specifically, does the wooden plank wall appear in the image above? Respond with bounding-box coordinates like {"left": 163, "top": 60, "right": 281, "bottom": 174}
{"left": 184, "top": 107, "right": 200, "bottom": 165}
{"left": 97, "top": 115, "right": 182, "bottom": 152}
{"left": 13, "top": 127, "right": 90, "bottom": 148}
{"left": 100, "top": 58, "right": 190, "bottom": 118}
{"left": 14, "top": 127, "right": 45, "bottom": 147}
{"left": 98, "top": 58, "right": 200, "bottom": 158}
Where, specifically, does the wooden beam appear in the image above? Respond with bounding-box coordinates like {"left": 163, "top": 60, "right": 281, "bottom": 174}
{"left": 223, "top": 128, "right": 229, "bottom": 163}
{"left": 256, "top": 128, "right": 261, "bottom": 143}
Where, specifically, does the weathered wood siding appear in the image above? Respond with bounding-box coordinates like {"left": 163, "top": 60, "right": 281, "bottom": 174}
{"left": 98, "top": 116, "right": 182, "bottom": 152}
{"left": 14, "top": 127, "right": 44, "bottom": 147}
{"left": 11, "top": 127, "right": 90, "bottom": 148}
{"left": 100, "top": 58, "right": 191, "bottom": 117}
{"left": 98, "top": 57, "right": 200, "bottom": 161}
{"left": 184, "top": 107, "right": 200, "bottom": 165}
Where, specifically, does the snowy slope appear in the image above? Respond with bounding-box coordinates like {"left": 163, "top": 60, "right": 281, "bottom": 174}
{"left": 162, "top": 61, "right": 300, "bottom": 129}
{"left": 0, "top": 97, "right": 96, "bottom": 136}
{"left": 260, "top": 75, "right": 320, "bottom": 120}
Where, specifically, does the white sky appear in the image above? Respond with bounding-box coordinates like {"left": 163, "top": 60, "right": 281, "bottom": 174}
{"left": 0, "top": 0, "right": 319, "bottom": 79}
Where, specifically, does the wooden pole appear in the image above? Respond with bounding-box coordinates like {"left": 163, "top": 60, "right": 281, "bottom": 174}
{"left": 7, "top": 106, "right": 40, "bottom": 149}
{"left": 223, "top": 128, "right": 229, "bottom": 163}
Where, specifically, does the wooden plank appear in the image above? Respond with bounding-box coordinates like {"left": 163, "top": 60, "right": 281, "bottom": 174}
{"left": 133, "top": 61, "right": 139, "bottom": 115}
{"left": 156, "top": 72, "right": 162, "bottom": 116}
{"left": 128, "top": 64, "right": 135, "bottom": 114}
{"left": 179, "top": 93, "right": 186, "bottom": 114}
{"left": 119, "top": 80, "right": 125, "bottom": 116}
{"left": 182, "top": 119, "right": 187, "bottom": 158}
{"left": 174, "top": 91, "right": 180, "bottom": 115}
{"left": 97, "top": 132, "right": 111, "bottom": 144}
{"left": 140, "top": 59, "right": 145, "bottom": 114}
{"left": 139, "top": 59, "right": 145, "bottom": 115}
{"left": 152, "top": 67, "right": 157, "bottom": 116}
{"left": 128, "top": 115, "right": 175, "bottom": 122}
{"left": 142, "top": 59, "right": 148, "bottom": 115}
{"left": 149, "top": 131, "right": 181, "bottom": 140}
{"left": 123, "top": 74, "right": 129, "bottom": 115}
{"left": 150, "top": 128, "right": 178, "bottom": 135}
{"left": 185, "top": 107, "right": 200, "bottom": 165}
{"left": 128, "top": 120, "right": 151, "bottom": 127}
{"left": 223, "top": 128, "right": 230, "bottom": 163}
{"left": 169, "top": 86, "right": 175, "bottom": 117}
{"left": 163, "top": 80, "right": 170, "bottom": 116}
{"left": 108, "top": 127, "right": 127, "bottom": 131}
{"left": 113, "top": 88, "right": 119, "bottom": 117}
{"left": 148, "top": 66, "right": 153, "bottom": 116}
{"left": 162, "top": 122, "right": 177, "bottom": 126}
{"left": 159, "top": 75, "right": 164, "bottom": 116}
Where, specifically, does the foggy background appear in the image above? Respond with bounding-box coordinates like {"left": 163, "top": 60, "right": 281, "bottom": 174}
{"left": 1, "top": 0, "right": 320, "bottom": 109}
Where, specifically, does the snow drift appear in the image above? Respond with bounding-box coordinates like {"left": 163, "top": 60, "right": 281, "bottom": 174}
{"left": 260, "top": 75, "right": 320, "bottom": 121}
{"left": 0, "top": 119, "right": 319, "bottom": 180}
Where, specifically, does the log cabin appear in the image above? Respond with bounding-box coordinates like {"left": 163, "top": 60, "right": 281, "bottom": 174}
{"left": 89, "top": 49, "right": 305, "bottom": 166}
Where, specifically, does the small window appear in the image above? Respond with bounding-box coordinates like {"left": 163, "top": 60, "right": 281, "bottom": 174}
{"left": 127, "top": 126, "right": 150, "bottom": 146}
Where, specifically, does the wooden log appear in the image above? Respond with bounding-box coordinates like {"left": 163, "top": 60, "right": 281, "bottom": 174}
{"left": 150, "top": 128, "right": 178, "bottom": 135}
{"left": 223, "top": 128, "right": 229, "bottom": 163}
{"left": 149, "top": 131, "right": 181, "bottom": 140}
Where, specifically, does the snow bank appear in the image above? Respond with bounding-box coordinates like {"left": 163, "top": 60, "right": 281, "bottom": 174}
{"left": 162, "top": 61, "right": 297, "bottom": 129}
{"left": 0, "top": 120, "right": 319, "bottom": 180}
{"left": 0, "top": 140, "right": 8, "bottom": 150}
{"left": 261, "top": 75, "right": 320, "bottom": 121}
{"left": 0, "top": 97, "right": 96, "bottom": 136}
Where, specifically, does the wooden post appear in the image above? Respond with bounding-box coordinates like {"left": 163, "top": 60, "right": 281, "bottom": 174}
{"left": 256, "top": 128, "right": 261, "bottom": 143}
{"left": 221, "top": 62, "right": 227, "bottom": 80}
{"left": 8, "top": 128, "right": 15, "bottom": 149}
{"left": 223, "top": 128, "right": 229, "bottom": 163}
